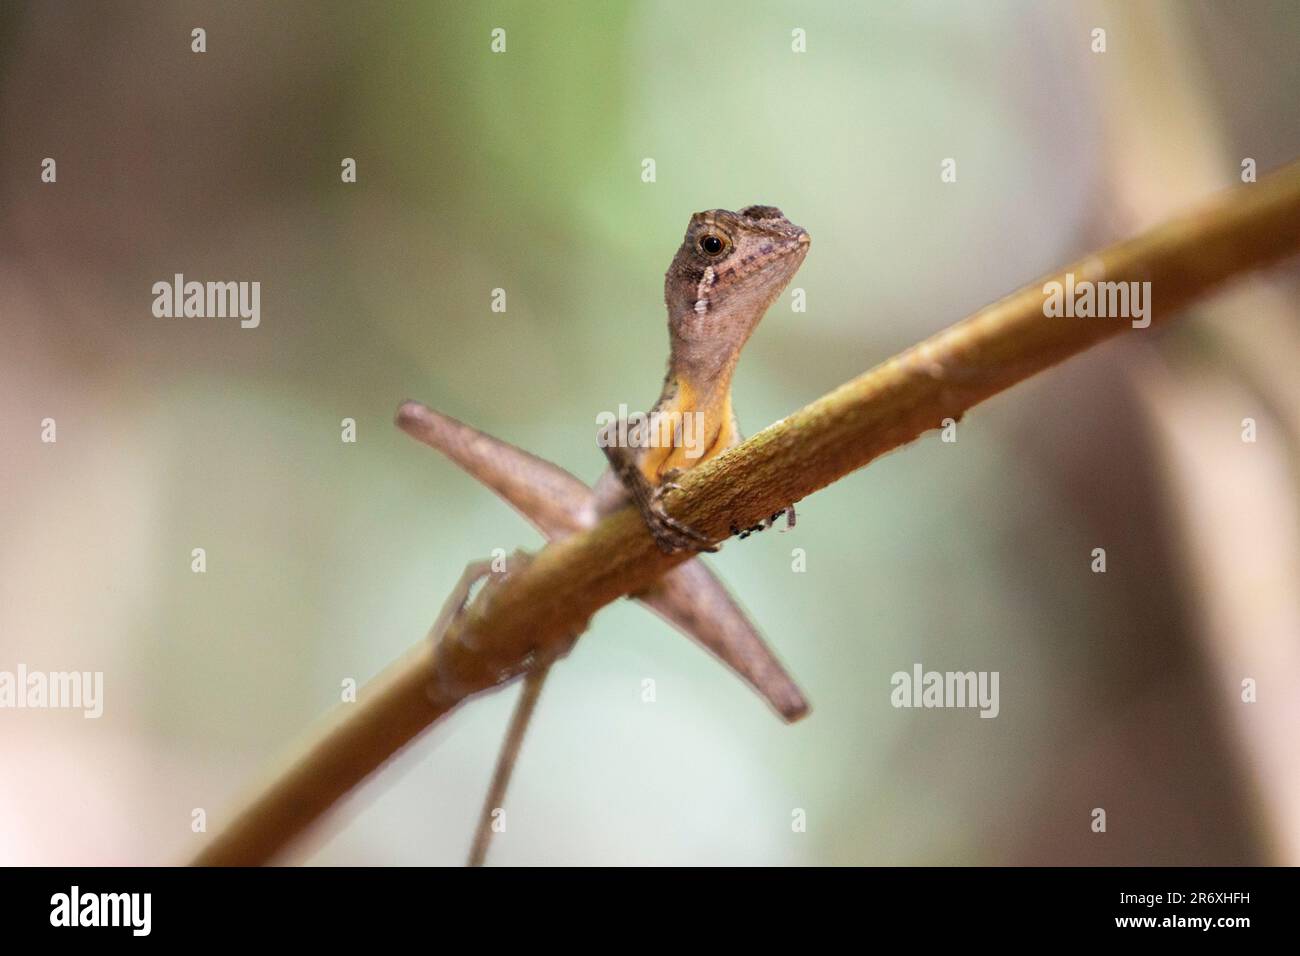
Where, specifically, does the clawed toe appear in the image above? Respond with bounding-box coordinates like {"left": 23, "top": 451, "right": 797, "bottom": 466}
{"left": 729, "top": 504, "right": 796, "bottom": 541}
{"left": 646, "top": 500, "right": 716, "bottom": 554}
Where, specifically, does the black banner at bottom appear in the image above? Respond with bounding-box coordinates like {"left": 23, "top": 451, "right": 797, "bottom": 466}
{"left": 0, "top": 866, "right": 1283, "bottom": 942}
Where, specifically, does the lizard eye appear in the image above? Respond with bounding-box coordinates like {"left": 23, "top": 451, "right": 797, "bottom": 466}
{"left": 698, "top": 234, "right": 725, "bottom": 256}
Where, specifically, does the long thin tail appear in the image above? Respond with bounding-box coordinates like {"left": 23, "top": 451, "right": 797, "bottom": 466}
{"left": 467, "top": 665, "right": 551, "bottom": 866}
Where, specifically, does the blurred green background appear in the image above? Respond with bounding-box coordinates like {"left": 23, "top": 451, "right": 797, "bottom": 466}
{"left": 1, "top": 0, "right": 1298, "bottom": 865}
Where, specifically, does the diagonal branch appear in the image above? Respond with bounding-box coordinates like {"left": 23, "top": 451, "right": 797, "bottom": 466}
{"left": 191, "top": 159, "right": 1300, "bottom": 866}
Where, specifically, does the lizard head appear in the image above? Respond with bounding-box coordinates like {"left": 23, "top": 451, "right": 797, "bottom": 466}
{"left": 664, "top": 205, "right": 810, "bottom": 372}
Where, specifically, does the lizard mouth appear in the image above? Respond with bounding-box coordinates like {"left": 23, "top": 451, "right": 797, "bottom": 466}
{"left": 718, "top": 242, "right": 805, "bottom": 288}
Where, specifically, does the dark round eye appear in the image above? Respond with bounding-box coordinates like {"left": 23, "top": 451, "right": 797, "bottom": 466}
{"left": 699, "top": 234, "right": 725, "bottom": 256}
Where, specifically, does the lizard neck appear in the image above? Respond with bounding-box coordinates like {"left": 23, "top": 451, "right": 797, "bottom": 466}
{"left": 630, "top": 298, "right": 763, "bottom": 483}
{"left": 661, "top": 329, "right": 739, "bottom": 434}
{"left": 664, "top": 300, "right": 751, "bottom": 399}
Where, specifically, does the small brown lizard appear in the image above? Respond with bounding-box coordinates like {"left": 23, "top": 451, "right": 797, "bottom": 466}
{"left": 397, "top": 205, "right": 811, "bottom": 865}
{"left": 594, "top": 205, "right": 810, "bottom": 552}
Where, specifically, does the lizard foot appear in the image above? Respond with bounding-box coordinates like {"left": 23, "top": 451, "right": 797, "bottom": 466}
{"left": 729, "top": 505, "right": 797, "bottom": 540}
{"left": 644, "top": 485, "right": 717, "bottom": 554}
{"left": 769, "top": 503, "right": 796, "bottom": 531}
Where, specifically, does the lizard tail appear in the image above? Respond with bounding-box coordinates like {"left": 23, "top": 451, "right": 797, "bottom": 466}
{"left": 467, "top": 664, "right": 550, "bottom": 866}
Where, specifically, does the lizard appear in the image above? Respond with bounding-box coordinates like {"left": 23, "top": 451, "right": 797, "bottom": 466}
{"left": 395, "top": 204, "right": 811, "bottom": 864}
{"left": 592, "top": 204, "right": 810, "bottom": 552}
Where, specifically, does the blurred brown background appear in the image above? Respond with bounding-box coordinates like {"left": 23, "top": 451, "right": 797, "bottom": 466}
{"left": 0, "top": 0, "right": 1297, "bottom": 865}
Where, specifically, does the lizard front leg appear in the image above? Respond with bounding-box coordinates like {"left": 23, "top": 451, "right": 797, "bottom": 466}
{"left": 598, "top": 422, "right": 716, "bottom": 554}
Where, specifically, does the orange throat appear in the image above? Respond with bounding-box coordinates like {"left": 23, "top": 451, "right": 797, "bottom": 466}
{"left": 637, "top": 382, "right": 735, "bottom": 483}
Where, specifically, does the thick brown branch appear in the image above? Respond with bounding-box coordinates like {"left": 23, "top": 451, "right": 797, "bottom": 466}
{"left": 191, "top": 160, "right": 1300, "bottom": 866}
